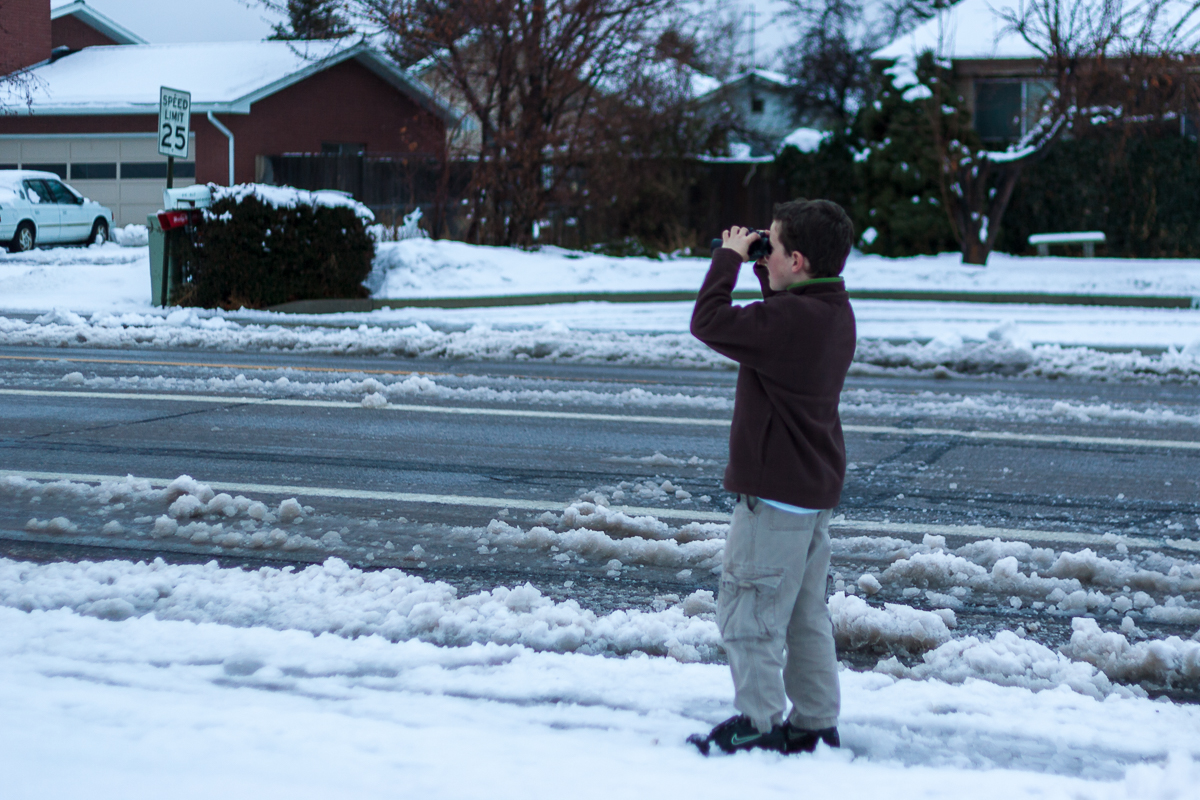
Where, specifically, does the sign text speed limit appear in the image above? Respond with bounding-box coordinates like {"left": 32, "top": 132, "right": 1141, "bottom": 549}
{"left": 158, "top": 86, "right": 191, "bottom": 159}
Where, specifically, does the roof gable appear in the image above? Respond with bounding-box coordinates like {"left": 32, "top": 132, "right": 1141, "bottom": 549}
{"left": 51, "top": 1, "right": 148, "bottom": 45}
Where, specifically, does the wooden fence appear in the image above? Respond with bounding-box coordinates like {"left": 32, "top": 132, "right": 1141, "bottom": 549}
{"left": 258, "top": 153, "right": 792, "bottom": 250}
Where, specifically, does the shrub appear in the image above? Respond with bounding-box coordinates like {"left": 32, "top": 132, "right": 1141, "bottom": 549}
{"left": 176, "top": 184, "right": 375, "bottom": 309}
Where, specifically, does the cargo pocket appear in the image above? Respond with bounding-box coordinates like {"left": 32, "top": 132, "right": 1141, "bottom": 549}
{"left": 717, "top": 565, "right": 785, "bottom": 641}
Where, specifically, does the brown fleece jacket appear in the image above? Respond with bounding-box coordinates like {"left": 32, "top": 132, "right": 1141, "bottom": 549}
{"left": 690, "top": 248, "right": 857, "bottom": 509}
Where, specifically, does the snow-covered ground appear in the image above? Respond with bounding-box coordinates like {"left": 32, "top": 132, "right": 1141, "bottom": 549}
{"left": 2, "top": 240, "right": 1200, "bottom": 356}
{"left": 4, "top": 550, "right": 1200, "bottom": 798}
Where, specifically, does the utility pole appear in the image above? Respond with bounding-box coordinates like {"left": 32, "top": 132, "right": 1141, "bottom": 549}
{"left": 748, "top": 4, "right": 757, "bottom": 72}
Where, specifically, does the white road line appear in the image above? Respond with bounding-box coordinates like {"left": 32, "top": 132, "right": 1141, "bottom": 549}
{"left": 4, "top": 387, "right": 1200, "bottom": 450}
{"left": 0, "top": 388, "right": 728, "bottom": 427}
{"left": 4, "top": 469, "right": 1196, "bottom": 553}
{"left": 843, "top": 423, "right": 1200, "bottom": 451}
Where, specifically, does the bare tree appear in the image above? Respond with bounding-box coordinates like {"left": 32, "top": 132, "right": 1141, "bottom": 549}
{"left": 340, "top": 0, "right": 671, "bottom": 246}
{"left": 927, "top": 0, "right": 1200, "bottom": 264}
{"left": 780, "top": 0, "right": 945, "bottom": 129}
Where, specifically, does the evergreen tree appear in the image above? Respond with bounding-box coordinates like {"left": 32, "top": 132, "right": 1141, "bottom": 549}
{"left": 269, "top": 0, "right": 353, "bottom": 40}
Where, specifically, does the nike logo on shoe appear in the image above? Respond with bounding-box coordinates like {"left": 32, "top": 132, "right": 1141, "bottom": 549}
{"left": 729, "top": 732, "right": 762, "bottom": 746}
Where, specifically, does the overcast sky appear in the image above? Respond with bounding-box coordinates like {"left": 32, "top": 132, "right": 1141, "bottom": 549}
{"left": 58, "top": 0, "right": 797, "bottom": 68}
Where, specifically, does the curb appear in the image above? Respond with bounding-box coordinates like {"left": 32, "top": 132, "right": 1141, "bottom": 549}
{"left": 266, "top": 289, "right": 1200, "bottom": 314}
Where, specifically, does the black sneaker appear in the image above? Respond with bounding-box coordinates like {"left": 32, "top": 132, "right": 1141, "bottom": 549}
{"left": 688, "top": 715, "right": 786, "bottom": 756}
{"left": 781, "top": 723, "right": 840, "bottom": 754}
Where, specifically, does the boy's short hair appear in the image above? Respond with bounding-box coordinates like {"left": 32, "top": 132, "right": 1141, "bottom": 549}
{"left": 773, "top": 199, "right": 854, "bottom": 278}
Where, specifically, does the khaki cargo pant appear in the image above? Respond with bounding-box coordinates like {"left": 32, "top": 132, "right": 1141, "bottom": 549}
{"left": 717, "top": 496, "right": 839, "bottom": 734}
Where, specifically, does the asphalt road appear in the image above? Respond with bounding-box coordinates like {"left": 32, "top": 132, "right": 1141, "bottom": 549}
{"left": 2, "top": 343, "right": 1199, "bottom": 686}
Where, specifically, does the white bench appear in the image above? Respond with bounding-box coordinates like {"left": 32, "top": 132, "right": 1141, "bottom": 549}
{"left": 1028, "top": 231, "right": 1106, "bottom": 258}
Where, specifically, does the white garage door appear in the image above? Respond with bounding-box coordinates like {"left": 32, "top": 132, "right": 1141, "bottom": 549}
{"left": 0, "top": 133, "right": 196, "bottom": 227}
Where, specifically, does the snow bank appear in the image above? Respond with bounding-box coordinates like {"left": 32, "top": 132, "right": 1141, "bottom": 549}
{"left": 3, "top": 307, "right": 1200, "bottom": 380}
{"left": 0, "top": 556, "right": 723, "bottom": 660}
{"left": 111, "top": 224, "right": 148, "bottom": 247}
{"left": 55, "top": 369, "right": 732, "bottom": 412}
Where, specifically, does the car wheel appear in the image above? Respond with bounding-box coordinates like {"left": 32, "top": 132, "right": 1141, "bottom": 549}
{"left": 89, "top": 219, "right": 110, "bottom": 246}
{"left": 9, "top": 222, "right": 35, "bottom": 253}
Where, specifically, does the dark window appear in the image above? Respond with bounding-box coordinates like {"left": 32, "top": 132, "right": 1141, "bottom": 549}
{"left": 24, "top": 163, "right": 67, "bottom": 179}
{"left": 70, "top": 162, "right": 117, "bottom": 180}
{"left": 750, "top": 97, "right": 764, "bottom": 113}
{"left": 0, "top": 163, "right": 17, "bottom": 170}
{"left": 22, "top": 179, "right": 53, "bottom": 203}
{"left": 322, "top": 142, "right": 366, "bottom": 156}
{"left": 44, "top": 179, "right": 82, "bottom": 205}
{"left": 121, "top": 161, "right": 195, "bottom": 179}
{"left": 974, "top": 81, "right": 1022, "bottom": 141}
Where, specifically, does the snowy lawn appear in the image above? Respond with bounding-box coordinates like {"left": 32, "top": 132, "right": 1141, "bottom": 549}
{"left": 3, "top": 556, "right": 1200, "bottom": 799}
{"left": 2, "top": 240, "right": 1200, "bottom": 354}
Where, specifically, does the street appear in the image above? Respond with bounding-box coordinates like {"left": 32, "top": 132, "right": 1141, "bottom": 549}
{"left": 3, "top": 342, "right": 1198, "bottom": 692}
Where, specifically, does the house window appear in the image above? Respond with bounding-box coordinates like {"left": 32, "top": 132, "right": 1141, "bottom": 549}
{"left": 974, "top": 79, "right": 1053, "bottom": 142}
{"left": 24, "top": 163, "right": 67, "bottom": 178}
{"left": 71, "top": 163, "right": 117, "bottom": 180}
{"left": 121, "top": 162, "right": 196, "bottom": 179}
{"left": 751, "top": 97, "right": 765, "bottom": 114}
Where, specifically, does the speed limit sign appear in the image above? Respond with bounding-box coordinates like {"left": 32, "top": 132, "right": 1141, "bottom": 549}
{"left": 158, "top": 86, "right": 191, "bottom": 159}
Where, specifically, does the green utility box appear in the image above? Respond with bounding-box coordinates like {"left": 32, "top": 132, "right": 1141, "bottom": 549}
{"left": 147, "top": 213, "right": 183, "bottom": 307}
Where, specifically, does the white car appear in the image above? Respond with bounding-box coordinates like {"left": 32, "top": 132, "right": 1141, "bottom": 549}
{"left": 0, "top": 170, "right": 114, "bottom": 253}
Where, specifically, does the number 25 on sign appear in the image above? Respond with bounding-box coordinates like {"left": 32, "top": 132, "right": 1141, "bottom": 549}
{"left": 158, "top": 86, "right": 191, "bottom": 159}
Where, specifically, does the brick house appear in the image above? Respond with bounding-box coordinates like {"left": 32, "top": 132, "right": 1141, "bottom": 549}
{"left": 0, "top": 0, "right": 455, "bottom": 225}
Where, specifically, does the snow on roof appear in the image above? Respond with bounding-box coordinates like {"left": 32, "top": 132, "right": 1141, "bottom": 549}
{"left": 874, "top": 0, "right": 1200, "bottom": 62}
{"left": 694, "top": 68, "right": 795, "bottom": 101}
{"left": 872, "top": 0, "right": 1038, "bottom": 62}
{"left": 0, "top": 170, "right": 67, "bottom": 189}
{"left": 51, "top": 1, "right": 148, "bottom": 45}
{"left": 0, "top": 39, "right": 456, "bottom": 120}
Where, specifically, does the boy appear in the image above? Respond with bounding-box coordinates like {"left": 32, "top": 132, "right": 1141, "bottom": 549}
{"left": 687, "top": 199, "right": 856, "bottom": 756}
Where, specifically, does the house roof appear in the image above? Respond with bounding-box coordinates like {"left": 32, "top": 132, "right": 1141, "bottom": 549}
{"left": 0, "top": 39, "right": 459, "bottom": 122}
{"left": 873, "top": 0, "right": 1200, "bottom": 62}
{"left": 695, "top": 68, "right": 794, "bottom": 101}
{"left": 51, "top": 1, "right": 148, "bottom": 45}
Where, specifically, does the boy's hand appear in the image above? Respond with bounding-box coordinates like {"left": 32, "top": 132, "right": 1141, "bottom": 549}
{"left": 721, "top": 227, "right": 761, "bottom": 262}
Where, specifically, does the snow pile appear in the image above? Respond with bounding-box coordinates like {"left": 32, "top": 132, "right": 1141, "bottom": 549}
{"left": 1, "top": 474, "right": 322, "bottom": 553}
{"left": 853, "top": 335, "right": 1200, "bottom": 382}
{"left": 830, "top": 591, "right": 955, "bottom": 653}
{"left": 111, "top": 224, "right": 149, "bottom": 247}
{"left": 876, "top": 630, "right": 1136, "bottom": 700}
{"left": 208, "top": 183, "right": 374, "bottom": 220}
{"left": 0, "top": 555, "right": 992, "bottom": 668}
{"left": 0, "top": 556, "right": 723, "bottom": 660}
{"left": 1066, "top": 618, "right": 1200, "bottom": 688}
{"left": 481, "top": 514, "right": 725, "bottom": 573}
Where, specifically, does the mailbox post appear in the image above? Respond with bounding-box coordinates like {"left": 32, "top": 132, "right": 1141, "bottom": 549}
{"left": 148, "top": 185, "right": 211, "bottom": 307}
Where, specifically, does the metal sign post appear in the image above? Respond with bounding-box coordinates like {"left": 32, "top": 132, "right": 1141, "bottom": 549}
{"left": 157, "top": 87, "right": 191, "bottom": 307}
{"left": 158, "top": 86, "right": 191, "bottom": 189}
